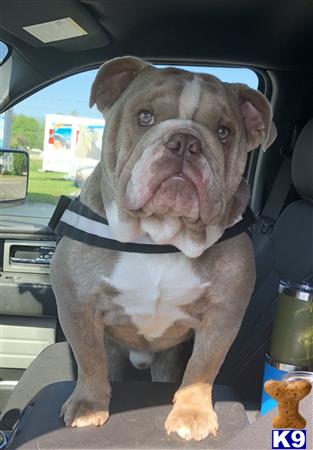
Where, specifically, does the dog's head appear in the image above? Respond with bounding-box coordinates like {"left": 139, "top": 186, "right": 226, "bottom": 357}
{"left": 90, "top": 57, "right": 276, "bottom": 257}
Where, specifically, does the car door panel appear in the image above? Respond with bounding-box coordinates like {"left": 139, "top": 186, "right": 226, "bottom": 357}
{"left": 0, "top": 225, "right": 58, "bottom": 378}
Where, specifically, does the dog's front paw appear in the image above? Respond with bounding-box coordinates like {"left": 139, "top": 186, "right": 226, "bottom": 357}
{"left": 60, "top": 396, "right": 109, "bottom": 428}
{"left": 165, "top": 383, "right": 219, "bottom": 441}
{"left": 165, "top": 404, "right": 218, "bottom": 441}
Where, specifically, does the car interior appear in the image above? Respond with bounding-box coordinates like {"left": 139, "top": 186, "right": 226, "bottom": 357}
{"left": 0, "top": 0, "right": 312, "bottom": 448}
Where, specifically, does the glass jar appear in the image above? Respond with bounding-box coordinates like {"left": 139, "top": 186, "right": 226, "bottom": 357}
{"left": 270, "top": 280, "right": 313, "bottom": 367}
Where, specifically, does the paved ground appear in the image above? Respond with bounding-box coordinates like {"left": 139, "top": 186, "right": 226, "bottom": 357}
{"left": 0, "top": 175, "right": 27, "bottom": 201}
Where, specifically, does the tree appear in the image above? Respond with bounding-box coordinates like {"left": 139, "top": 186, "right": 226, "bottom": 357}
{"left": 10, "top": 114, "right": 44, "bottom": 149}
{"left": 12, "top": 152, "right": 28, "bottom": 175}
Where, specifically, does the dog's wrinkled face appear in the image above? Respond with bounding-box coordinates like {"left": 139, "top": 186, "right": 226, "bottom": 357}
{"left": 90, "top": 57, "right": 276, "bottom": 257}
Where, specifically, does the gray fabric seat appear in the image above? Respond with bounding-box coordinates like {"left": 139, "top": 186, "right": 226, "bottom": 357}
{"left": 0, "top": 342, "right": 77, "bottom": 429}
{"left": 4, "top": 381, "right": 249, "bottom": 449}
{"left": 218, "top": 118, "right": 313, "bottom": 401}
{"left": 0, "top": 342, "right": 244, "bottom": 432}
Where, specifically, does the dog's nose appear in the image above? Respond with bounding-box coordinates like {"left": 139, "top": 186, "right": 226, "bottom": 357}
{"left": 164, "top": 133, "right": 202, "bottom": 156}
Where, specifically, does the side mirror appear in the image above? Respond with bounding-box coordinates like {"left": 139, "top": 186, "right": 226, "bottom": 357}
{"left": 0, "top": 149, "right": 29, "bottom": 206}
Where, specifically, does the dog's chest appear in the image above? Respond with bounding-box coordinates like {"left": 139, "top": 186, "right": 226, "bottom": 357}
{"left": 106, "top": 253, "right": 209, "bottom": 340}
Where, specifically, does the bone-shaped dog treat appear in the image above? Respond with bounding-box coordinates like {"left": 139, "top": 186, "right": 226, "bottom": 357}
{"left": 264, "top": 380, "right": 312, "bottom": 429}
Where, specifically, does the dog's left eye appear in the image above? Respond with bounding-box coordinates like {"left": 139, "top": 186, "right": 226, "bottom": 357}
{"left": 138, "top": 110, "right": 154, "bottom": 126}
{"left": 216, "top": 126, "right": 230, "bottom": 142}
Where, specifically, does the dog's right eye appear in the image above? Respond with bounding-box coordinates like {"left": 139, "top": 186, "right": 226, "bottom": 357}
{"left": 138, "top": 110, "right": 154, "bottom": 126}
{"left": 216, "top": 126, "right": 230, "bottom": 143}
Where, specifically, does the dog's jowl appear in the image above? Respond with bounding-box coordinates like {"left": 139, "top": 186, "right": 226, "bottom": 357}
{"left": 50, "top": 56, "right": 276, "bottom": 441}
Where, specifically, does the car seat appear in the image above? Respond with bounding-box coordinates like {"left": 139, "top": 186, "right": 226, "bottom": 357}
{"left": 218, "top": 118, "right": 313, "bottom": 401}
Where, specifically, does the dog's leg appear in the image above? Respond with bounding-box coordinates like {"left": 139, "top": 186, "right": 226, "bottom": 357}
{"left": 106, "top": 337, "right": 128, "bottom": 381}
{"left": 164, "top": 295, "right": 251, "bottom": 441}
{"left": 151, "top": 340, "right": 192, "bottom": 382}
{"left": 58, "top": 303, "right": 111, "bottom": 428}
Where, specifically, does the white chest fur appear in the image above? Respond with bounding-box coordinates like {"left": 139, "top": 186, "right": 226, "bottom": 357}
{"left": 105, "top": 252, "right": 210, "bottom": 340}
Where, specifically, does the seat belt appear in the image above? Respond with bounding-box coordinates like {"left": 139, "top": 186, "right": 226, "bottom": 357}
{"left": 256, "top": 155, "right": 292, "bottom": 236}
{"left": 253, "top": 153, "right": 292, "bottom": 257}
{"left": 253, "top": 123, "right": 301, "bottom": 255}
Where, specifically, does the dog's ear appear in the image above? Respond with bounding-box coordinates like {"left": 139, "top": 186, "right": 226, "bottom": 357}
{"left": 231, "top": 83, "right": 277, "bottom": 151}
{"left": 89, "top": 56, "right": 151, "bottom": 113}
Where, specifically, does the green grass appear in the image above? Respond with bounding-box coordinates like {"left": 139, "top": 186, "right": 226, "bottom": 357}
{"left": 28, "top": 159, "right": 77, "bottom": 204}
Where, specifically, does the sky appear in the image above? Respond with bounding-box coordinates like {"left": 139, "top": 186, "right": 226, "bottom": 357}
{"left": 0, "top": 41, "right": 9, "bottom": 64}
{"left": 13, "top": 66, "right": 258, "bottom": 121}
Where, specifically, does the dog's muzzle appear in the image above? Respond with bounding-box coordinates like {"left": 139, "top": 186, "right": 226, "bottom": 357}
{"left": 164, "top": 132, "right": 202, "bottom": 157}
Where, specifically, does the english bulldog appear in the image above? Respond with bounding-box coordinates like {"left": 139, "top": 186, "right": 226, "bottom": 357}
{"left": 50, "top": 56, "right": 276, "bottom": 442}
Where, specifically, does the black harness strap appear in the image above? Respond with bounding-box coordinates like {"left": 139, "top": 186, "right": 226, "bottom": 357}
{"left": 221, "top": 206, "right": 257, "bottom": 241}
{"left": 49, "top": 196, "right": 257, "bottom": 254}
{"left": 49, "top": 195, "right": 73, "bottom": 230}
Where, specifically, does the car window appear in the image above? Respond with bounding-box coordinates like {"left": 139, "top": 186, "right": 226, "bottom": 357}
{"left": 0, "top": 66, "right": 258, "bottom": 220}
{"left": 0, "top": 41, "right": 9, "bottom": 65}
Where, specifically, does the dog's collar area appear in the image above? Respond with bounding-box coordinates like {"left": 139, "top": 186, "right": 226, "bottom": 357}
{"left": 48, "top": 196, "right": 257, "bottom": 254}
